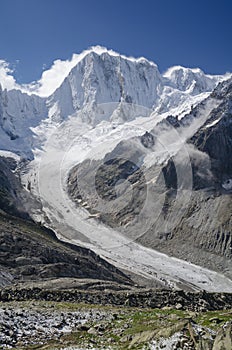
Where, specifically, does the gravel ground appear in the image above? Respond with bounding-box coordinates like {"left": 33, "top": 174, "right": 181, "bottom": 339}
{"left": 0, "top": 302, "right": 113, "bottom": 348}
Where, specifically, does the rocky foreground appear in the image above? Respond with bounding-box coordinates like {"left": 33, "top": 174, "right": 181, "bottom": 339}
{"left": 0, "top": 298, "right": 232, "bottom": 349}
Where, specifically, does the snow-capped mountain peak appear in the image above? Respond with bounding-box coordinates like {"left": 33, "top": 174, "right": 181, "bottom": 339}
{"left": 46, "top": 48, "right": 227, "bottom": 124}
{"left": 46, "top": 48, "right": 163, "bottom": 123}
{"left": 0, "top": 46, "right": 230, "bottom": 157}
{"left": 0, "top": 46, "right": 158, "bottom": 98}
{"left": 78, "top": 45, "right": 158, "bottom": 66}
{"left": 163, "top": 65, "right": 224, "bottom": 94}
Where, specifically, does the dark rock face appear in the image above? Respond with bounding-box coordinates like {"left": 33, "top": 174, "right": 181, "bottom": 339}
{"left": 190, "top": 83, "right": 232, "bottom": 189}
{"left": 0, "top": 157, "right": 131, "bottom": 288}
{"left": 140, "top": 131, "right": 155, "bottom": 148}
{"left": 95, "top": 158, "right": 141, "bottom": 201}
{"left": 0, "top": 157, "right": 29, "bottom": 218}
{"left": 139, "top": 79, "right": 232, "bottom": 275}
{"left": 138, "top": 80, "right": 232, "bottom": 276}
{"left": 0, "top": 156, "right": 42, "bottom": 219}
{"left": 67, "top": 138, "right": 148, "bottom": 228}
{"left": 1, "top": 288, "right": 232, "bottom": 312}
{"left": 166, "top": 115, "right": 181, "bottom": 128}
{"left": 192, "top": 116, "right": 232, "bottom": 188}
{"left": 0, "top": 213, "right": 131, "bottom": 287}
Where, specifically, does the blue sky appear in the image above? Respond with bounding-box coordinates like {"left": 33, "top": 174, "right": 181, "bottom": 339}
{"left": 0, "top": 0, "right": 231, "bottom": 83}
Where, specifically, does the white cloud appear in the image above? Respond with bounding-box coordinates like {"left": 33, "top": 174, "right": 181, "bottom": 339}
{"left": 0, "top": 46, "right": 156, "bottom": 98}
{"left": 2, "top": 46, "right": 228, "bottom": 99}
{"left": 0, "top": 60, "right": 19, "bottom": 91}
{"left": 26, "top": 54, "right": 82, "bottom": 97}
{"left": 0, "top": 54, "right": 83, "bottom": 97}
{"left": 25, "top": 49, "right": 91, "bottom": 97}
{"left": 26, "top": 47, "right": 116, "bottom": 97}
{"left": 26, "top": 47, "right": 119, "bottom": 97}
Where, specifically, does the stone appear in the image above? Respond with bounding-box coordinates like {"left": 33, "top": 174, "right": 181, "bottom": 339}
{"left": 87, "top": 327, "right": 98, "bottom": 335}
{"left": 175, "top": 303, "right": 183, "bottom": 310}
{"left": 212, "top": 322, "right": 232, "bottom": 350}
{"left": 209, "top": 317, "right": 223, "bottom": 324}
{"left": 197, "top": 338, "right": 214, "bottom": 350}
{"left": 129, "top": 330, "right": 156, "bottom": 347}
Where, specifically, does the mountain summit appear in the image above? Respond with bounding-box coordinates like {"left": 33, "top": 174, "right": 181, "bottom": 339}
{"left": 0, "top": 47, "right": 229, "bottom": 157}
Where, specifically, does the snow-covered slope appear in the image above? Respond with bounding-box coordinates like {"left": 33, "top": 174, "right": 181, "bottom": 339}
{"left": 0, "top": 46, "right": 228, "bottom": 158}
{"left": 163, "top": 65, "right": 221, "bottom": 93}
{"left": 47, "top": 50, "right": 162, "bottom": 123}
{"left": 46, "top": 48, "right": 226, "bottom": 125}
{"left": 0, "top": 85, "right": 47, "bottom": 158}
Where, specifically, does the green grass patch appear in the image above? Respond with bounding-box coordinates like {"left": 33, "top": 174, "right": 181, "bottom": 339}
{"left": 2, "top": 302, "right": 232, "bottom": 350}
